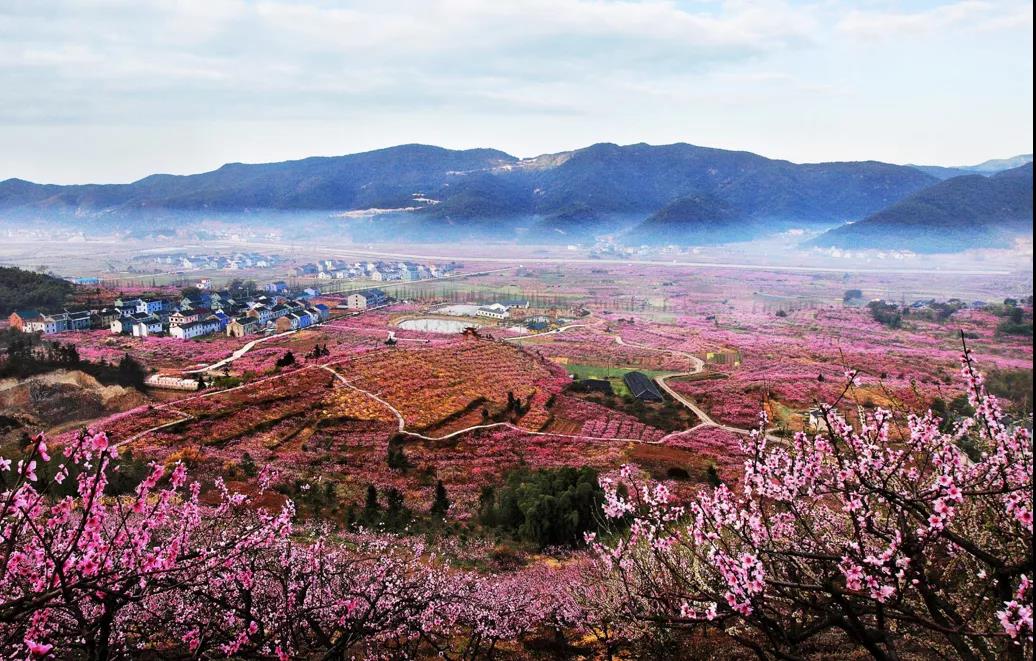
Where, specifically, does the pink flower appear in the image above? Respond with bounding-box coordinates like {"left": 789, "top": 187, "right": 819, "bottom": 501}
{"left": 25, "top": 640, "right": 53, "bottom": 657}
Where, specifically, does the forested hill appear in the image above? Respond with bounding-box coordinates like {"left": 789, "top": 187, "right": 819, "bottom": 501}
{"left": 811, "top": 163, "right": 1033, "bottom": 252}
{"left": 0, "top": 267, "right": 74, "bottom": 316}
{"left": 0, "top": 142, "right": 934, "bottom": 226}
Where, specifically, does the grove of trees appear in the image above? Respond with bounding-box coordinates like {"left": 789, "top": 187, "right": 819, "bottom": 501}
{"left": 0, "top": 267, "right": 73, "bottom": 316}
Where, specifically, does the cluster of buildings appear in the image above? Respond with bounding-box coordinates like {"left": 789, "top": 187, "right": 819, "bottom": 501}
{"left": 130, "top": 252, "right": 285, "bottom": 271}
{"left": 292, "top": 259, "right": 457, "bottom": 282}
{"left": 9, "top": 309, "right": 95, "bottom": 335}
{"left": 108, "top": 291, "right": 331, "bottom": 339}
{"left": 9, "top": 289, "right": 331, "bottom": 341}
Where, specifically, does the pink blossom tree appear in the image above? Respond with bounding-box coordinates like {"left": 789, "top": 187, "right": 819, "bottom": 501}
{"left": 1, "top": 430, "right": 580, "bottom": 658}
{"left": 1, "top": 430, "right": 295, "bottom": 658}
{"left": 593, "top": 344, "right": 1032, "bottom": 659}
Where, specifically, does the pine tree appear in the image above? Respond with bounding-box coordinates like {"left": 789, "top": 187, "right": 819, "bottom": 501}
{"left": 240, "top": 452, "right": 258, "bottom": 477}
{"left": 386, "top": 435, "right": 411, "bottom": 471}
{"left": 361, "top": 484, "right": 380, "bottom": 525}
{"left": 430, "top": 480, "right": 450, "bottom": 517}
{"left": 384, "top": 487, "right": 408, "bottom": 529}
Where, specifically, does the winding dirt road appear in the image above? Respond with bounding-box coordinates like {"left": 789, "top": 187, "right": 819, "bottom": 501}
{"left": 508, "top": 322, "right": 777, "bottom": 440}
{"left": 126, "top": 312, "right": 770, "bottom": 449}
{"left": 318, "top": 363, "right": 679, "bottom": 445}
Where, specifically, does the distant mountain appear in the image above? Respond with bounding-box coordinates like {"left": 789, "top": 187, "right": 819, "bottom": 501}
{"left": 528, "top": 204, "right": 614, "bottom": 241}
{"left": 0, "top": 141, "right": 950, "bottom": 245}
{"left": 511, "top": 143, "right": 934, "bottom": 225}
{"left": 0, "top": 144, "right": 516, "bottom": 215}
{"left": 629, "top": 194, "right": 745, "bottom": 244}
{"left": 811, "top": 163, "right": 1033, "bottom": 253}
{"left": 1, "top": 142, "right": 933, "bottom": 218}
{"left": 964, "top": 154, "right": 1033, "bottom": 174}
{"left": 910, "top": 154, "right": 1033, "bottom": 180}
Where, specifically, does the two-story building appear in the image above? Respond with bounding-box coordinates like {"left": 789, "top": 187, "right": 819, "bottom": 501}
{"left": 345, "top": 289, "right": 388, "bottom": 310}
{"left": 95, "top": 307, "right": 121, "bottom": 328}
{"left": 131, "top": 314, "right": 163, "bottom": 337}
{"left": 169, "top": 317, "right": 221, "bottom": 340}
{"left": 110, "top": 317, "right": 134, "bottom": 334}
{"left": 136, "top": 298, "right": 165, "bottom": 315}
{"left": 246, "top": 304, "right": 273, "bottom": 325}
{"left": 62, "top": 310, "right": 91, "bottom": 331}
{"left": 8, "top": 310, "right": 42, "bottom": 332}
{"left": 227, "top": 316, "right": 260, "bottom": 337}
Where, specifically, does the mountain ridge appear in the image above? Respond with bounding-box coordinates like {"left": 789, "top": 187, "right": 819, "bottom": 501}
{"left": 811, "top": 163, "right": 1033, "bottom": 252}
{"left": 1, "top": 142, "right": 1031, "bottom": 252}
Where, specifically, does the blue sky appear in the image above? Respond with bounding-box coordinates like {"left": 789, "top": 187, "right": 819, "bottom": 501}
{"left": 1, "top": 0, "right": 1031, "bottom": 183}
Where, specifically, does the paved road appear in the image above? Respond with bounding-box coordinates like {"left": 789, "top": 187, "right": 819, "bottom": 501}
{"left": 183, "top": 329, "right": 298, "bottom": 374}
{"left": 267, "top": 244, "right": 1014, "bottom": 276}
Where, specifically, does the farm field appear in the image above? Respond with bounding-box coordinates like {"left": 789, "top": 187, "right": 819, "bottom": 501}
{"left": 4, "top": 258, "right": 1032, "bottom": 659}
{"left": 33, "top": 262, "right": 1030, "bottom": 510}
{"left": 2, "top": 7, "right": 1032, "bottom": 656}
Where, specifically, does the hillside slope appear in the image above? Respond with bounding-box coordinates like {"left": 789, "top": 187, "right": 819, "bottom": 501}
{"left": 1, "top": 142, "right": 933, "bottom": 224}
{"left": 811, "top": 163, "right": 1033, "bottom": 252}
{"left": 628, "top": 194, "right": 745, "bottom": 244}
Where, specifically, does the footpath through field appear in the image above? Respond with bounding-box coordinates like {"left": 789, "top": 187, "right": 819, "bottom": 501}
{"left": 507, "top": 322, "right": 782, "bottom": 442}
{"left": 126, "top": 311, "right": 775, "bottom": 449}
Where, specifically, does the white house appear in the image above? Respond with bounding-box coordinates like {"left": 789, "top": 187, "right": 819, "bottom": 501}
{"left": 475, "top": 303, "right": 509, "bottom": 320}
{"left": 806, "top": 407, "right": 832, "bottom": 433}
{"left": 145, "top": 374, "right": 201, "bottom": 391}
{"left": 169, "top": 317, "right": 221, "bottom": 340}
{"left": 169, "top": 310, "right": 200, "bottom": 326}
{"left": 110, "top": 317, "right": 133, "bottom": 334}
{"left": 136, "top": 299, "right": 164, "bottom": 315}
{"left": 132, "top": 315, "right": 163, "bottom": 337}
{"left": 22, "top": 313, "right": 68, "bottom": 334}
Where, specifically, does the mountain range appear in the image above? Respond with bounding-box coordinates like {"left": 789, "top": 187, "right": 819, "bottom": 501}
{"left": 909, "top": 154, "right": 1032, "bottom": 180}
{"left": 0, "top": 143, "right": 1031, "bottom": 252}
{"left": 810, "top": 162, "right": 1033, "bottom": 253}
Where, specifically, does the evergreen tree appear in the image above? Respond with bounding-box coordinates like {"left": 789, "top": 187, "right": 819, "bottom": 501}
{"left": 384, "top": 487, "right": 409, "bottom": 529}
{"left": 386, "top": 435, "right": 411, "bottom": 471}
{"left": 116, "top": 354, "right": 147, "bottom": 389}
{"left": 361, "top": 484, "right": 380, "bottom": 525}
{"left": 430, "top": 480, "right": 450, "bottom": 517}
{"left": 275, "top": 351, "right": 296, "bottom": 368}
{"left": 240, "top": 452, "right": 258, "bottom": 478}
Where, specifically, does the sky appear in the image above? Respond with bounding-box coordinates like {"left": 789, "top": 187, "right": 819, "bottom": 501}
{"left": 0, "top": 0, "right": 1032, "bottom": 184}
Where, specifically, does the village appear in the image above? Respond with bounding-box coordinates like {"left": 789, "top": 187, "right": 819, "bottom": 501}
{"left": 5, "top": 256, "right": 464, "bottom": 341}
{"left": 129, "top": 251, "right": 287, "bottom": 272}
{"left": 291, "top": 258, "right": 459, "bottom": 282}
{"left": 7, "top": 286, "right": 395, "bottom": 341}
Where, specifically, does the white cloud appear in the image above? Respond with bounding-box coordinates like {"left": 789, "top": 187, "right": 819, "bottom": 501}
{"left": 837, "top": 0, "right": 1032, "bottom": 39}
{"left": 0, "top": 1, "right": 1029, "bottom": 182}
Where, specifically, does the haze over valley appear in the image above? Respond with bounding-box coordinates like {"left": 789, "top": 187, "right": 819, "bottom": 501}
{"left": 0, "top": 2, "right": 1032, "bottom": 659}
{"left": 1, "top": 143, "right": 1032, "bottom": 266}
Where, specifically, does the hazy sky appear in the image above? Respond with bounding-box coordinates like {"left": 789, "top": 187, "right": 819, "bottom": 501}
{"left": 1, "top": 0, "right": 1032, "bottom": 184}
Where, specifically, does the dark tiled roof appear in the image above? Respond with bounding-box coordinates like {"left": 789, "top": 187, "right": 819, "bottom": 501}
{"left": 623, "top": 372, "right": 664, "bottom": 401}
